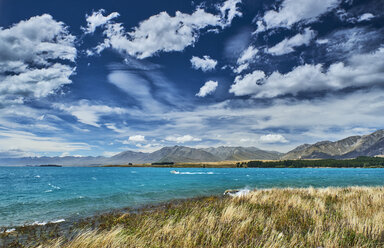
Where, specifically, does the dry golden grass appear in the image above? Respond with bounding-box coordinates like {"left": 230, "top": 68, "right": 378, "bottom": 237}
{"left": 38, "top": 187, "right": 384, "bottom": 248}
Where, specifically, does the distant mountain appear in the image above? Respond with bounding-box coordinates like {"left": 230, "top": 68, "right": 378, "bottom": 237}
{"left": 283, "top": 130, "right": 384, "bottom": 159}
{"left": 201, "top": 146, "right": 282, "bottom": 160}
{"left": 109, "top": 146, "right": 281, "bottom": 164}
{"left": 0, "top": 145, "right": 281, "bottom": 166}
{"left": 2, "top": 130, "right": 383, "bottom": 166}
{"left": 155, "top": 146, "right": 220, "bottom": 163}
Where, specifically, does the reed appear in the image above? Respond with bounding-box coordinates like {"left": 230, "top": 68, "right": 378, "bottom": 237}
{"left": 32, "top": 186, "right": 384, "bottom": 248}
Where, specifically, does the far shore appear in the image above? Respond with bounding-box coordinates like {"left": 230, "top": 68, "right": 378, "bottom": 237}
{"left": 102, "top": 156, "right": 384, "bottom": 168}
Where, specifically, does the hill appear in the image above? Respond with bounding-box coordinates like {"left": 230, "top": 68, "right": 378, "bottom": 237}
{"left": 283, "top": 129, "right": 384, "bottom": 159}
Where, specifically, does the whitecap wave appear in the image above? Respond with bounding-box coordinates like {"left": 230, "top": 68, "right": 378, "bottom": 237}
{"left": 32, "top": 221, "right": 47, "bottom": 226}
{"left": 170, "top": 171, "right": 215, "bottom": 175}
{"left": 5, "top": 228, "right": 15, "bottom": 233}
{"left": 35, "top": 175, "right": 40, "bottom": 178}
{"left": 50, "top": 219, "right": 65, "bottom": 224}
{"left": 48, "top": 183, "right": 61, "bottom": 190}
{"left": 224, "top": 187, "right": 251, "bottom": 197}
{"left": 30, "top": 219, "right": 65, "bottom": 226}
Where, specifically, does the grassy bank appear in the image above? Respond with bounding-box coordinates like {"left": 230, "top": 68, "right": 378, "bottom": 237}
{"left": 10, "top": 186, "right": 382, "bottom": 247}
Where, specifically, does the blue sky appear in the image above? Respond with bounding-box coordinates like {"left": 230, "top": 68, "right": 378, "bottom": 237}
{"left": 0, "top": 0, "right": 383, "bottom": 157}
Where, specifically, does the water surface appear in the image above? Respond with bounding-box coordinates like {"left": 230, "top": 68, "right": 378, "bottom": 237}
{"left": 1, "top": 167, "right": 383, "bottom": 227}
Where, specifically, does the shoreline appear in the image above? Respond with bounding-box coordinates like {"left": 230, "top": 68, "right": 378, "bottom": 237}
{"left": 0, "top": 195, "right": 222, "bottom": 247}
{"left": 2, "top": 186, "right": 384, "bottom": 247}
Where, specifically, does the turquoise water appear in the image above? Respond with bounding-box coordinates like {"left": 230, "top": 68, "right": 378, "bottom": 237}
{"left": 1, "top": 167, "right": 383, "bottom": 227}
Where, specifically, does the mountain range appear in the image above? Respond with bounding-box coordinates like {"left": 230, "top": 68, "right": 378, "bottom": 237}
{"left": 282, "top": 129, "right": 384, "bottom": 159}
{"left": 0, "top": 130, "right": 383, "bottom": 166}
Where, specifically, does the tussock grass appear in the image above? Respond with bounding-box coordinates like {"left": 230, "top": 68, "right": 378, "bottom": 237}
{"left": 39, "top": 187, "right": 384, "bottom": 247}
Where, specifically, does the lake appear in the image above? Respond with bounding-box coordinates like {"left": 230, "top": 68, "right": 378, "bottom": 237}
{"left": 1, "top": 167, "right": 383, "bottom": 227}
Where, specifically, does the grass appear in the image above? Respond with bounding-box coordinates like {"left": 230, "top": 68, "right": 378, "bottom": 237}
{"left": 26, "top": 186, "right": 384, "bottom": 248}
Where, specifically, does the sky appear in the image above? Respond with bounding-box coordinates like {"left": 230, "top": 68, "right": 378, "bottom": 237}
{"left": 0, "top": 0, "right": 384, "bottom": 158}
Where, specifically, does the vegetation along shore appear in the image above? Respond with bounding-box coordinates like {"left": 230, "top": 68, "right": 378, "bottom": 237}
{"left": 103, "top": 156, "right": 384, "bottom": 168}
{"left": 2, "top": 186, "right": 384, "bottom": 247}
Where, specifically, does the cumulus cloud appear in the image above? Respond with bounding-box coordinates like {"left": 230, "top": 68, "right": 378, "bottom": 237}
{"left": 0, "top": 14, "right": 76, "bottom": 104}
{"left": 190, "top": 56, "right": 217, "bottom": 72}
{"left": 128, "top": 135, "right": 146, "bottom": 142}
{"left": 229, "top": 70, "right": 265, "bottom": 96}
{"left": 255, "top": 0, "right": 341, "bottom": 31}
{"left": 83, "top": 9, "right": 119, "bottom": 34}
{"left": 196, "top": 80, "right": 218, "bottom": 97}
{"left": 88, "top": 0, "right": 242, "bottom": 59}
{"left": 266, "top": 28, "right": 316, "bottom": 55}
{"left": 230, "top": 47, "right": 384, "bottom": 98}
{"left": 218, "top": 0, "right": 242, "bottom": 27}
{"left": 260, "top": 134, "right": 288, "bottom": 143}
{"left": 55, "top": 100, "right": 127, "bottom": 127}
{"left": 165, "top": 135, "right": 202, "bottom": 143}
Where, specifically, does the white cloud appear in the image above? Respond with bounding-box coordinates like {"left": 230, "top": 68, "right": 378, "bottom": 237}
{"left": 83, "top": 9, "right": 119, "bottom": 34}
{"left": 190, "top": 56, "right": 217, "bottom": 71}
{"left": 0, "top": 128, "right": 89, "bottom": 154}
{"left": 233, "top": 63, "right": 249, "bottom": 74}
{"left": 128, "top": 135, "right": 146, "bottom": 142}
{"left": 237, "top": 45, "right": 258, "bottom": 65}
{"left": 233, "top": 45, "right": 258, "bottom": 74}
{"left": 218, "top": 0, "right": 242, "bottom": 27}
{"left": 316, "top": 39, "right": 329, "bottom": 45}
{"left": 107, "top": 70, "right": 165, "bottom": 112}
{"left": 256, "top": 0, "right": 341, "bottom": 31}
{"left": 196, "top": 80, "right": 218, "bottom": 97}
{"left": 358, "top": 13, "right": 375, "bottom": 22}
{"left": 0, "top": 149, "right": 37, "bottom": 158}
{"left": 88, "top": 0, "right": 242, "bottom": 59}
{"left": 230, "top": 47, "right": 384, "bottom": 98}
{"left": 55, "top": 100, "right": 127, "bottom": 127}
{"left": 229, "top": 70, "right": 265, "bottom": 96}
{"left": 165, "top": 135, "right": 202, "bottom": 143}
{"left": 260, "top": 134, "right": 288, "bottom": 143}
{"left": 266, "top": 28, "right": 316, "bottom": 55}
{"left": 94, "top": 9, "right": 220, "bottom": 59}
{"left": 0, "top": 14, "right": 76, "bottom": 103}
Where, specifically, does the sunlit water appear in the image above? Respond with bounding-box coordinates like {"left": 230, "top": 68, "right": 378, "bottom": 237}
{"left": 1, "top": 167, "right": 383, "bottom": 227}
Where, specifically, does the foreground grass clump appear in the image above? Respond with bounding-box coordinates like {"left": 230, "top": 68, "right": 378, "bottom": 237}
{"left": 41, "top": 187, "right": 384, "bottom": 248}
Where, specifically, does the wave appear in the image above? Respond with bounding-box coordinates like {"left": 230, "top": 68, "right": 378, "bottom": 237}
{"left": 170, "top": 171, "right": 215, "bottom": 175}
{"left": 48, "top": 183, "right": 61, "bottom": 190}
{"left": 30, "top": 219, "right": 65, "bottom": 226}
{"left": 224, "top": 187, "right": 251, "bottom": 197}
